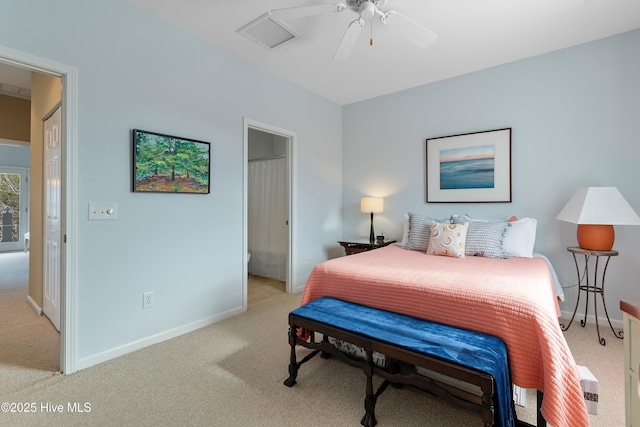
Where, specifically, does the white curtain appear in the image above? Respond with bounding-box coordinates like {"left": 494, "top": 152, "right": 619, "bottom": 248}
{"left": 248, "top": 157, "right": 287, "bottom": 281}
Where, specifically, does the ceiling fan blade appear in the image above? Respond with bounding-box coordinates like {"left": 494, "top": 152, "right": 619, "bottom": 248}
{"left": 380, "top": 11, "right": 437, "bottom": 49}
{"left": 270, "top": 3, "right": 346, "bottom": 20}
{"left": 333, "top": 18, "right": 365, "bottom": 61}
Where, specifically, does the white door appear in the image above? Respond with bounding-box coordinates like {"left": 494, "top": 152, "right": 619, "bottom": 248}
{"left": 43, "top": 105, "right": 61, "bottom": 331}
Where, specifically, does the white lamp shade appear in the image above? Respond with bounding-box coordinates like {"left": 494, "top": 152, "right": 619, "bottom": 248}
{"left": 556, "top": 187, "right": 640, "bottom": 225}
{"left": 360, "top": 197, "right": 384, "bottom": 214}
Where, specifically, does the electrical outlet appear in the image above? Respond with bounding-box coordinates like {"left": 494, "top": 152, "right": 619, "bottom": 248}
{"left": 143, "top": 292, "right": 154, "bottom": 309}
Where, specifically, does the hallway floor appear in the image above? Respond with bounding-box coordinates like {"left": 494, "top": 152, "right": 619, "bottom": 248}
{"left": 248, "top": 274, "right": 285, "bottom": 305}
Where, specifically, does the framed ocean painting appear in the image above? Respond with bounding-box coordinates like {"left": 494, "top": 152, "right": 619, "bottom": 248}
{"left": 426, "top": 128, "right": 511, "bottom": 203}
{"left": 132, "top": 129, "right": 210, "bottom": 194}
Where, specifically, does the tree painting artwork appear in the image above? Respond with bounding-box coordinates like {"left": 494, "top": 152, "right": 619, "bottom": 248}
{"left": 439, "top": 145, "right": 495, "bottom": 190}
{"left": 133, "top": 129, "right": 210, "bottom": 194}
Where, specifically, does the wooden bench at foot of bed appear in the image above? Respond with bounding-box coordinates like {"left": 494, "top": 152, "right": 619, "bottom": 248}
{"left": 284, "top": 297, "right": 543, "bottom": 427}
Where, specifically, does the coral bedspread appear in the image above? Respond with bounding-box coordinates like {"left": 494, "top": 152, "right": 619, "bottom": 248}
{"left": 300, "top": 245, "right": 589, "bottom": 427}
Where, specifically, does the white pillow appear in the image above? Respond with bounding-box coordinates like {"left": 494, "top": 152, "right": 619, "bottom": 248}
{"left": 503, "top": 218, "right": 537, "bottom": 258}
{"left": 400, "top": 213, "right": 410, "bottom": 247}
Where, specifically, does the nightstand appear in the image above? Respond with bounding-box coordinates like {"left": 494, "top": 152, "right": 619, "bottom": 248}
{"left": 338, "top": 239, "right": 397, "bottom": 256}
{"left": 560, "top": 246, "right": 621, "bottom": 345}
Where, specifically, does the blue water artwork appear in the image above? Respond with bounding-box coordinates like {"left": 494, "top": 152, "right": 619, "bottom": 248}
{"left": 440, "top": 145, "right": 495, "bottom": 189}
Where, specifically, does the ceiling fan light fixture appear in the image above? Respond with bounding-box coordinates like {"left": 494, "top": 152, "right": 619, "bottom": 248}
{"left": 248, "top": 0, "right": 436, "bottom": 60}
{"left": 359, "top": 1, "right": 376, "bottom": 19}
{"left": 237, "top": 12, "right": 300, "bottom": 51}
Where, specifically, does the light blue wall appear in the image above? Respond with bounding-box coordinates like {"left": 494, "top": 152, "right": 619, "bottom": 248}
{"left": 342, "top": 29, "right": 640, "bottom": 325}
{"left": 2, "top": 0, "right": 636, "bottom": 368}
{"left": 0, "top": 0, "right": 342, "bottom": 367}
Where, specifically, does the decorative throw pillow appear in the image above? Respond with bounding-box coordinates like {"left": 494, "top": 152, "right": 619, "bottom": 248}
{"left": 426, "top": 222, "right": 469, "bottom": 258}
{"left": 404, "top": 213, "right": 442, "bottom": 252}
{"left": 464, "top": 221, "right": 510, "bottom": 259}
{"left": 503, "top": 218, "right": 537, "bottom": 258}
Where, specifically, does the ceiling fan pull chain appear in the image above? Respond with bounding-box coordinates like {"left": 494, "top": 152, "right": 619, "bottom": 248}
{"left": 370, "top": 17, "right": 373, "bottom": 46}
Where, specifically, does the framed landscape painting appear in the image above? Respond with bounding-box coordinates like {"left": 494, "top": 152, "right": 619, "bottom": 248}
{"left": 426, "top": 128, "right": 511, "bottom": 203}
{"left": 132, "top": 129, "right": 210, "bottom": 194}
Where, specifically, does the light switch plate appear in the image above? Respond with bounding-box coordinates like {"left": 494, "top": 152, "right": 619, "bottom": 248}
{"left": 88, "top": 203, "right": 117, "bottom": 220}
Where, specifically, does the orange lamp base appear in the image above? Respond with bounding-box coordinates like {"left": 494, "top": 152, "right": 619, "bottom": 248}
{"left": 577, "top": 224, "right": 615, "bottom": 251}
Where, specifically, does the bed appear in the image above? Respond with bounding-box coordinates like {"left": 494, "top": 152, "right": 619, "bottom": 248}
{"left": 299, "top": 215, "right": 590, "bottom": 427}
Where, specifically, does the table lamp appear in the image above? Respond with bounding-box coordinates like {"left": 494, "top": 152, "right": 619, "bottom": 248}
{"left": 361, "top": 197, "right": 384, "bottom": 245}
{"left": 556, "top": 187, "right": 640, "bottom": 251}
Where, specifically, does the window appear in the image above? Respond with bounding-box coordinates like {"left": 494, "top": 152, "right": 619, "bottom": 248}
{"left": 0, "top": 168, "right": 28, "bottom": 251}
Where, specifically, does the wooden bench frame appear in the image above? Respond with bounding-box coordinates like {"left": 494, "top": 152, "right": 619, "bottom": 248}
{"left": 284, "top": 308, "right": 545, "bottom": 427}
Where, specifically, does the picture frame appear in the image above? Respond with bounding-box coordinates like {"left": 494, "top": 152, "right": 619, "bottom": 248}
{"left": 426, "top": 128, "right": 511, "bottom": 203}
{"left": 132, "top": 129, "right": 210, "bottom": 194}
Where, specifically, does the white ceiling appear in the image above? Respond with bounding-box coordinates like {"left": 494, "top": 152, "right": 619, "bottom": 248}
{"left": 0, "top": 62, "right": 32, "bottom": 99}
{"left": 129, "top": 0, "right": 640, "bottom": 105}
{"left": 3, "top": 2, "right": 639, "bottom": 105}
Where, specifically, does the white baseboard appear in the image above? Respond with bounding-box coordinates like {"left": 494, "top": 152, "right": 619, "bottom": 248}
{"left": 27, "top": 295, "right": 43, "bottom": 315}
{"left": 559, "top": 309, "right": 623, "bottom": 330}
{"left": 75, "top": 305, "right": 245, "bottom": 372}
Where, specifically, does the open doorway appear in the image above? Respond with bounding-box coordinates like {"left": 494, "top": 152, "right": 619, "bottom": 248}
{"left": 0, "top": 46, "right": 78, "bottom": 374}
{"left": 0, "top": 65, "right": 61, "bottom": 372}
{"left": 243, "top": 119, "right": 296, "bottom": 308}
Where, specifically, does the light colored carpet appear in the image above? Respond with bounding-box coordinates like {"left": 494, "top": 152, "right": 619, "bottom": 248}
{"left": 0, "top": 251, "right": 60, "bottom": 378}
{"left": 0, "top": 251, "right": 624, "bottom": 426}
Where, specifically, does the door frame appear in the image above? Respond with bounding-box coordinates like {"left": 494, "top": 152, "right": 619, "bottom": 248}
{"left": 0, "top": 45, "right": 78, "bottom": 374}
{"left": 243, "top": 118, "right": 296, "bottom": 308}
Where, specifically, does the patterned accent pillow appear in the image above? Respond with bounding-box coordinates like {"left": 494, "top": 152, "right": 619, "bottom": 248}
{"left": 403, "top": 213, "right": 440, "bottom": 251}
{"left": 426, "top": 222, "right": 469, "bottom": 258}
{"left": 465, "top": 221, "right": 511, "bottom": 259}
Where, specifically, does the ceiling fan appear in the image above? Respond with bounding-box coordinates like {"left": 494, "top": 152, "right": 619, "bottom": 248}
{"left": 264, "top": 0, "right": 438, "bottom": 60}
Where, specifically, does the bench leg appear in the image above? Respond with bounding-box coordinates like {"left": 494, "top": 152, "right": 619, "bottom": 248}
{"left": 320, "top": 335, "right": 332, "bottom": 359}
{"left": 360, "top": 348, "right": 377, "bottom": 427}
{"left": 284, "top": 326, "right": 323, "bottom": 387}
{"left": 284, "top": 326, "right": 300, "bottom": 387}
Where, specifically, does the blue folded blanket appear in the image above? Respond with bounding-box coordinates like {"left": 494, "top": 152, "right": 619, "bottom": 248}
{"left": 292, "top": 297, "right": 514, "bottom": 427}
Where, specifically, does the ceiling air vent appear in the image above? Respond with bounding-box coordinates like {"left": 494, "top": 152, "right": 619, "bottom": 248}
{"left": 0, "top": 83, "right": 31, "bottom": 99}
{"left": 237, "top": 13, "right": 300, "bottom": 50}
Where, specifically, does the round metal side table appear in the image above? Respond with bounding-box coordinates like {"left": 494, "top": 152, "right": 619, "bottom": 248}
{"left": 560, "top": 246, "right": 623, "bottom": 345}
